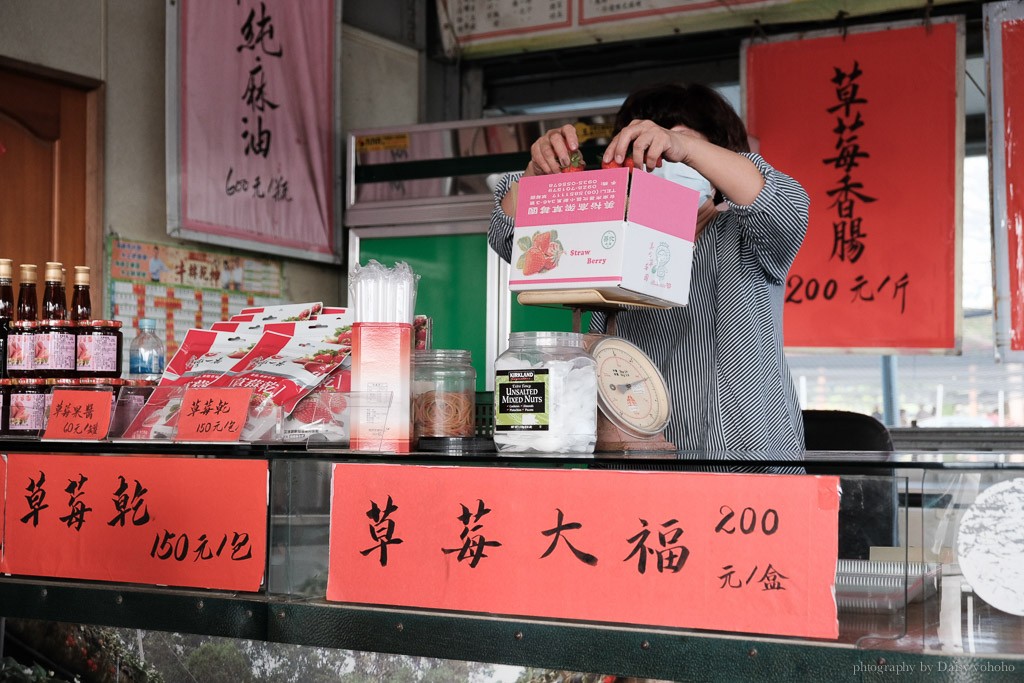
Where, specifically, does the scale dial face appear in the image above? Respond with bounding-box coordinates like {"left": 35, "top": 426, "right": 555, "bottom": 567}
{"left": 590, "top": 336, "right": 672, "bottom": 437}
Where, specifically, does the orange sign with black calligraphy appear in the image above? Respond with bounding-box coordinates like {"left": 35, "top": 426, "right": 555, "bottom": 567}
{"left": 327, "top": 465, "right": 840, "bottom": 639}
{"left": 42, "top": 388, "right": 113, "bottom": 441}
{"left": 745, "top": 19, "right": 962, "bottom": 351}
{"left": 1, "top": 454, "right": 267, "bottom": 591}
{"left": 174, "top": 387, "right": 253, "bottom": 442}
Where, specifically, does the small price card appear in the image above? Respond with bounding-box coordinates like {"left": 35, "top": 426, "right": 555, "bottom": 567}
{"left": 174, "top": 387, "right": 253, "bottom": 442}
{"left": 43, "top": 388, "right": 113, "bottom": 440}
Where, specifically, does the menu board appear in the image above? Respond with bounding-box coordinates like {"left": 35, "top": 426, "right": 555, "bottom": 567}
{"left": 437, "top": 0, "right": 856, "bottom": 57}
{"left": 108, "top": 236, "right": 284, "bottom": 359}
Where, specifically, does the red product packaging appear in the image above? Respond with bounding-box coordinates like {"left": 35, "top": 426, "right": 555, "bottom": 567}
{"left": 226, "top": 332, "right": 352, "bottom": 440}
{"left": 239, "top": 302, "right": 323, "bottom": 322}
{"left": 264, "top": 315, "right": 353, "bottom": 348}
{"left": 160, "top": 329, "right": 263, "bottom": 388}
{"left": 210, "top": 320, "right": 267, "bottom": 334}
{"left": 281, "top": 365, "right": 352, "bottom": 442}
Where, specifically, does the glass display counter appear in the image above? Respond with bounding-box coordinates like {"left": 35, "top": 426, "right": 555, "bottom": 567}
{"left": 1, "top": 441, "right": 1022, "bottom": 681}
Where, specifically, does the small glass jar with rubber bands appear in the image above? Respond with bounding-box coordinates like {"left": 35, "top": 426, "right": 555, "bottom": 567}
{"left": 412, "top": 349, "right": 476, "bottom": 443}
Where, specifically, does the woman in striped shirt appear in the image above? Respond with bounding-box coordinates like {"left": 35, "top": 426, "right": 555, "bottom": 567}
{"left": 488, "top": 83, "right": 810, "bottom": 459}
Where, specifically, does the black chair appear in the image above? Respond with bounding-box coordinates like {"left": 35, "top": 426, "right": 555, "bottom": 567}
{"left": 802, "top": 409, "right": 897, "bottom": 560}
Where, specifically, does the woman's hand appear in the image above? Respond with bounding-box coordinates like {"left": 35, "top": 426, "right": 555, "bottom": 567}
{"left": 526, "top": 124, "right": 581, "bottom": 176}
{"left": 602, "top": 119, "right": 698, "bottom": 170}
{"left": 502, "top": 124, "right": 582, "bottom": 217}
{"left": 603, "top": 118, "right": 765, "bottom": 206}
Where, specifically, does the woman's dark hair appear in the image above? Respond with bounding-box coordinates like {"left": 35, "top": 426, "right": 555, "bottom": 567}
{"left": 613, "top": 83, "right": 750, "bottom": 153}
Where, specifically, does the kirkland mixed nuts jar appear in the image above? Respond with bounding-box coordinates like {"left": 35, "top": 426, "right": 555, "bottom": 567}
{"left": 493, "top": 331, "right": 597, "bottom": 454}
{"left": 412, "top": 349, "right": 477, "bottom": 441}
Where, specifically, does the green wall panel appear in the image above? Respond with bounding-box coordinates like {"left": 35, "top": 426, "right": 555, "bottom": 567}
{"left": 357, "top": 232, "right": 590, "bottom": 390}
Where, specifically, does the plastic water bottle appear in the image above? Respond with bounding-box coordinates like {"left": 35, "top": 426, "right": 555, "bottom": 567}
{"left": 129, "top": 318, "right": 165, "bottom": 382}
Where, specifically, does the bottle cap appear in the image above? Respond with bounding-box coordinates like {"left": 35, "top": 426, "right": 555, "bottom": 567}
{"left": 74, "top": 265, "right": 90, "bottom": 286}
{"left": 44, "top": 261, "right": 63, "bottom": 283}
{"left": 139, "top": 318, "right": 157, "bottom": 330}
{"left": 0, "top": 258, "right": 11, "bottom": 279}
{"left": 19, "top": 264, "right": 36, "bottom": 283}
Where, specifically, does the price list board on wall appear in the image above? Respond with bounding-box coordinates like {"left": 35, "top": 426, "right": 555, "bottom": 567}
{"left": 438, "top": 0, "right": 793, "bottom": 57}
{"left": 107, "top": 237, "right": 284, "bottom": 358}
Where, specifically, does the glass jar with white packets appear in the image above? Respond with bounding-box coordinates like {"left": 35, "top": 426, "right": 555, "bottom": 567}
{"left": 493, "top": 331, "right": 597, "bottom": 454}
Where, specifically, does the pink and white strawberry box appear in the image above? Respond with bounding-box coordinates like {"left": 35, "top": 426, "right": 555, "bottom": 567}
{"left": 510, "top": 167, "right": 698, "bottom": 307}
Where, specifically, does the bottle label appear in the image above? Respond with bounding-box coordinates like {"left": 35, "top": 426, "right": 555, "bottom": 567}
{"left": 77, "top": 334, "right": 118, "bottom": 372}
{"left": 34, "top": 331, "right": 75, "bottom": 371}
{"left": 7, "top": 334, "right": 35, "bottom": 371}
{"left": 130, "top": 353, "right": 165, "bottom": 376}
{"left": 494, "top": 368, "right": 549, "bottom": 431}
{"left": 8, "top": 391, "right": 46, "bottom": 431}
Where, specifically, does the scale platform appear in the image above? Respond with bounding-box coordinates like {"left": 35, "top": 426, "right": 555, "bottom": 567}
{"left": 515, "top": 288, "right": 671, "bottom": 334}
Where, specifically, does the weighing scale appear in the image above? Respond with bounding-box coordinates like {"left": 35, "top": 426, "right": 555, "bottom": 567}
{"left": 517, "top": 289, "right": 676, "bottom": 452}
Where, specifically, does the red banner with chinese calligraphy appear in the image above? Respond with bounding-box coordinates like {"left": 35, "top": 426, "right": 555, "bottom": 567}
{"left": 172, "top": 1, "right": 337, "bottom": 261}
{"left": 327, "top": 464, "right": 840, "bottom": 639}
{"left": 1, "top": 454, "right": 267, "bottom": 592}
{"left": 745, "top": 19, "right": 963, "bottom": 351}
{"left": 989, "top": 3, "right": 1024, "bottom": 356}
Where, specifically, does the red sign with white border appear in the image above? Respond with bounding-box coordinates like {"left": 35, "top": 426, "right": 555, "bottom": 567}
{"left": 2, "top": 454, "right": 267, "bottom": 592}
{"left": 327, "top": 464, "right": 840, "bottom": 639}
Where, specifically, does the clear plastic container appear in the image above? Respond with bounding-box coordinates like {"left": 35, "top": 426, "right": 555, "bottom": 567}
{"left": 129, "top": 318, "right": 165, "bottom": 382}
{"left": 412, "top": 349, "right": 476, "bottom": 440}
{"left": 493, "top": 331, "right": 597, "bottom": 454}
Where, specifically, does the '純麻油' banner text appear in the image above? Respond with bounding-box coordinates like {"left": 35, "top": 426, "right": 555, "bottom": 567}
{"left": 170, "top": 0, "right": 337, "bottom": 262}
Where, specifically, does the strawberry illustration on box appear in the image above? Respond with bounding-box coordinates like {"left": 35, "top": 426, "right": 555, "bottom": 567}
{"left": 517, "top": 229, "right": 565, "bottom": 276}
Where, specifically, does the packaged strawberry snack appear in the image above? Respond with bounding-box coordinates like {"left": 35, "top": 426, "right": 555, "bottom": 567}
{"left": 225, "top": 331, "right": 352, "bottom": 440}
{"left": 119, "top": 386, "right": 186, "bottom": 440}
{"left": 280, "top": 363, "right": 351, "bottom": 443}
{"left": 238, "top": 302, "right": 323, "bottom": 322}
{"left": 159, "top": 328, "right": 263, "bottom": 387}
{"left": 264, "top": 314, "right": 353, "bottom": 349}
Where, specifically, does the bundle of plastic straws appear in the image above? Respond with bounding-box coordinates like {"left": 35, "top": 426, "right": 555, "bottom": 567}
{"left": 349, "top": 259, "right": 420, "bottom": 323}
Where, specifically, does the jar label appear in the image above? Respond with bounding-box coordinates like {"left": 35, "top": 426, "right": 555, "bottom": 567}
{"left": 494, "top": 369, "right": 549, "bottom": 431}
{"left": 77, "top": 334, "right": 118, "bottom": 372}
{"left": 7, "top": 334, "right": 34, "bottom": 371}
{"left": 35, "top": 331, "right": 75, "bottom": 370}
{"left": 8, "top": 392, "right": 46, "bottom": 431}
